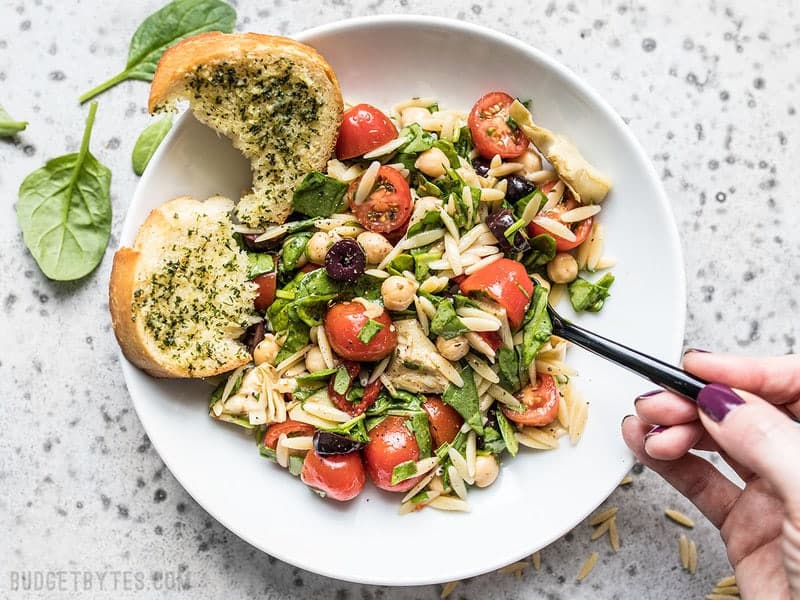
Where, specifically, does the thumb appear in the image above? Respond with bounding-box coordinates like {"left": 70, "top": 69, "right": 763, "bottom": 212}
{"left": 697, "top": 383, "right": 800, "bottom": 511}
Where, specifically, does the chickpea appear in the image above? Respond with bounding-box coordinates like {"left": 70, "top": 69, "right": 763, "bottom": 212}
{"left": 253, "top": 334, "right": 281, "bottom": 366}
{"left": 517, "top": 148, "right": 542, "bottom": 174}
{"left": 436, "top": 335, "right": 470, "bottom": 361}
{"left": 381, "top": 275, "right": 418, "bottom": 311}
{"left": 305, "top": 347, "right": 327, "bottom": 373}
{"left": 414, "top": 147, "right": 450, "bottom": 179}
{"left": 400, "top": 106, "right": 431, "bottom": 128}
{"left": 357, "top": 231, "right": 394, "bottom": 265}
{"left": 473, "top": 455, "right": 500, "bottom": 488}
{"left": 547, "top": 253, "right": 579, "bottom": 284}
{"left": 305, "top": 231, "right": 332, "bottom": 265}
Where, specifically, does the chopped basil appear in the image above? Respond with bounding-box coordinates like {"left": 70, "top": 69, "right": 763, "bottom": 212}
{"left": 521, "top": 285, "right": 552, "bottom": 368}
{"left": 357, "top": 318, "right": 385, "bottom": 344}
{"left": 247, "top": 253, "right": 274, "bottom": 279}
{"left": 291, "top": 171, "right": 349, "bottom": 217}
{"left": 569, "top": 273, "right": 615, "bottom": 312}
{"left": 443, "top": 367, "right": 483, "bottom": 434}
{"left": 296, "top": 368, "right": 338, "bottom": 383}
{"left": 332, "top": 366, "right": 352, "bottom": 395}
{"left": 523, "top": 234, "right": 557, "bottom": 269}
{"left": 410, "top": 411, "right": 432, "bottom": 458}
{"left": 430, "top": 299, "right": 469, "bottom": 340}
{"left": 391, "top": 459, "right": 418, "bottom": 485}
{"left": 496, "top": 409, "right": 519, "bottom": 457}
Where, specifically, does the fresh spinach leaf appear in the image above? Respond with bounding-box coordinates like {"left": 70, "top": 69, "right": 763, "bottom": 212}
{"left": 0, "top": 103, "right": 27, "bottom": 137}
{"left": 295, "top": 368, "right": 337, "bottom": 383}
{"left": 332, "top": 366, "right": 352, "bottom": 395}
{"left": 453, "top": 126, "right": 473, "bottom": 158}
{"left": 398, "top": 123, "right": 435, "bottom": 154}
{"left": 281, "top": 232, "right": 312, "bottom": 272}
{"left": 437, "top": 169, "right": 480, "bottom": 230}
{"left": 17, "top": 102, "right": 111, "bottom": 281}
{"left": 496, "top": 346, "right": 522, "bottom": 392}
{"left": 320, "top": 414, "right": 370, "bottom": 444}
{"left": 247, "top": 253, "right": 274, "bottom": 279}
{"left": 523, "top": 234, "right": 557, "bottom": 269}
{"left": 410, "top": 411, "right": 432, "bottom": 458}
{"left": 432, "top": 139, "right": 460, "bottom": 168}
{"left": 406, "top": 209, "right": 442, "bottom": 238}
{"left": 291, "top": 171, "right": 348, "bottom": 217}
{"left": 480, "top": 425, "right": 507, "bottom": 454}
{"left": 495, "top": 409, "right": 519, "bottom": 457}
{"left": 513, "top": 189, "right": 546, "bottom": 220}
{"left": 521, "top": 284, "right": 552, "bottom": 368}
{"left": 569, "top": 273, "right": 615, "bottom": 312}
{"left": 391, "top": 459, "right": 418, "bottom": 485}
{"left": 341, "top": 274, "right": 384, "bottom": 303}
{"left": 386, "top": 253, "right": 415, "bottom": 277}
{"left": 131, "top": 115, "right": 172, "bottom": 175}
{"left": 273, "top": 319, "right": 310, "bottom": 365}
{"left": 442, "top": 367, "right": 483, "bottom": 434}
{"left": 79, "top": 0, "right": 236, "bottom": 102}
{"left": 357, "top": 318, "right": 385, "bottom": 344}
{"left": 430, "top": 299, "right": 469, "bottom": 340}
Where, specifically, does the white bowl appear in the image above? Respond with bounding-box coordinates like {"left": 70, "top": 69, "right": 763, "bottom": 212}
{"left": 120, "top": 15, "right": 685, "bottom": 586}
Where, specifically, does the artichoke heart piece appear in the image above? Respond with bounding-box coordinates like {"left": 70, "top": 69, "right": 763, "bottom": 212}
{"left": 508, "top": 100, "right": 612, "bottom": 204}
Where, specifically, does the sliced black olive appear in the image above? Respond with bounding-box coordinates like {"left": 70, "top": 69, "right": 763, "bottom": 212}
{"left": 313, "top": 431, "right": 365, "bottom": 456}
{"left": 325, "top": 238, "right": 366, "bottom": 282}
{"left": 241, "top": 233, "right": 281, "bottom": 252}
{"left": 504, "top": 174, "right": 536, "bottom": 202}
{"left": 241, "top": 321, "right": 265, "bottom": 356}
{"left": 471, "top": 157, "right": 491, "bottom": 177}
{"left": 485, "top": 208, "right": 530, "bottom": 253}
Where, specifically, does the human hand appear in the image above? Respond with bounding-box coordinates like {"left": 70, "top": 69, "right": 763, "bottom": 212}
{"left": 621, "top": 352, "right": 800, "bottom": 600}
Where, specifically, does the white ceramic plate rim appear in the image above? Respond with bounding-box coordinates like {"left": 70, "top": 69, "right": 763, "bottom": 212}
{"left": 119, "top": 15, "right": 686, "bottom": 586}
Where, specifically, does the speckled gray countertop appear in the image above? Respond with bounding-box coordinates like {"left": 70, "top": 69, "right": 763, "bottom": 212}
{"left": 1, "top": 1, "right": 797, "bottom": 598}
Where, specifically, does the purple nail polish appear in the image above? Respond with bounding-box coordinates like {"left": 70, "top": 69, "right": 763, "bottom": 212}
{"left": 684, "top": 348, "right": 710, "bottom": 355}
{"left": 697, "top": 383, "right": 744, "bottom": 423}
{"left": 645, "top": 425, "right": 668, "bottom": 439}
{"left": 635, "top": 389, "right": 662, "bottom": 402}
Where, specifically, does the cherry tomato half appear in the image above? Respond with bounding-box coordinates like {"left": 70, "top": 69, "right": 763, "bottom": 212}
{"left": 468, "top": 91, "right": 529, "bottom": 159}
{"left": 501, "top": 374, "right": 559, "bottom": 426}
{"left": 527, "top": 181, "right": 593, "bottom": 252}
{"left": 301, "top": 447, "right": 366, "bottom": 501}
{"left": 324, "top": 301, "right": 397, "bottom": 362}
{"left": 336, "top": 103, "right": 398, "bottom": 160}
{"left": 422, "top": 397, "right": 463, "bottom": 448}
{"left": 459, "top": 258, "right": 534, "bottom": 330}
{"left": 263, "top": 420, "right": 316, "bottom": 450}
{"left": 363, "top": 416, "right": 421, "bottom": 492}
{"left": 348, "top": 166, "right": 412, "bottom": 234}
{"left": 252, "top": 271, "right": 277, "bottom": 312}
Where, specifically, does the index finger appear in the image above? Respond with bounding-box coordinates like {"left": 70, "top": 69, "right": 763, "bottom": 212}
{"left": 684, "top": 352, "right": 800, "bottom": 415}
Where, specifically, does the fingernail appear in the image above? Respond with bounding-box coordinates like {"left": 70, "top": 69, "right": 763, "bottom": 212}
{"left": 621, "top": 414, "right": 635, "bottom": 427}
{"left": 635, "top": 389, "right": 662, "bottom": 402}
{"left": 697, "top": 383, "right": 744, "bottom": 423}
{"left": 644, "top": 425, "right": 668, "bottom": 439}
{"left": 684, "top": 348, "right": 709, "bottom": 355}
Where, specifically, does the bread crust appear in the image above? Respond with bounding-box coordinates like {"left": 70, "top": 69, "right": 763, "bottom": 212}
{"left": 109, "top": 197, "right": 252, "bottom": 379}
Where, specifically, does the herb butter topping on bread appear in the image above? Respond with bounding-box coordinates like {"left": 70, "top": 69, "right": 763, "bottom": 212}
{"left": 148, "top": 32, "right": 343, "bottom": 227}
{"left": 109, "top": 196, "right": 260, "bottom": 378}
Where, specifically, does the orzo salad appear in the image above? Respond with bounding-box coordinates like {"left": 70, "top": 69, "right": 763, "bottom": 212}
{"left": 209, "top": 91, "right": 615, "bottom": 511}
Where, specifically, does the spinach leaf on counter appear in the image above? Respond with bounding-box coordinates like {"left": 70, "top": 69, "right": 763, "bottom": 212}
{"left": 247, "top": 253, "right": 274, "bottom": 279}
{"left": 0, "top": 103, "right": 27, "bottom": 137}
{"left": 17, "top": 102, "right": 112, "bottom": 281}
{"left": 429, "top": 299, "right": 468, "bottom": 340}
{"left": 132, "top": 115, "right": 172, "bottom": 175}
{"left": 569, "top": 273, "right": 615, "bottom": 312}
{"left": 442, "top": 367, "right": 483, "bottom": 435}
{"left": 521, "top": 284, "right": 552, "bottom": 368}
{"left": 79, "top": 0, "right": 236, "bottom": 102}
{"left": 291, "top": 171, "right": 348, "bottom": 217}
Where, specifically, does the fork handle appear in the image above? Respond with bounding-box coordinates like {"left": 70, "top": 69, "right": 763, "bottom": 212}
{"left": 550, "top": 313, "right": 707, "bottom": 401}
